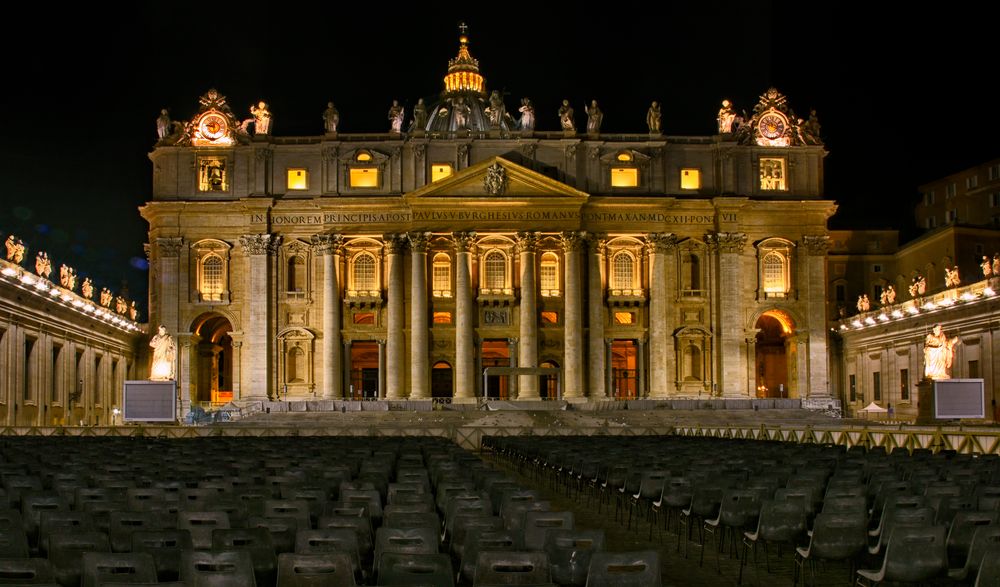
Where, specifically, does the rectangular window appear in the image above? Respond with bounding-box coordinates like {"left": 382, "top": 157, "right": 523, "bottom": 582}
{"left": 433, "top": 312, "right": 452, "bottom": 324}
{"left": 198, "top": 157, "right": 228, "bottom": 192}
{"left": 924, "top": 191, "right": 935, "bottom": 205}
{"left": 287, "top": 168, "right": 308, "bottom": 190}
{"left": 24, "top": 337, "right": 35, "bottom": 401}
{"left": 900, "top": 368, "right": 909, "bottom": 401}
{"left": 946, "top": 183, "right": 957, "bottom": 198}
{"left": 52, "top": 344, "right": 62, "bottom": 402}
{"left": 614, "top": 311, "right": 634, "bottom": 325}
{"left": 610, "top": 167, "right": 639, "bottom": 188}
{"left": 991, "top": 193, "right": 1000, "bottom": 208}
{"left": 849, "top": 374, "right": 856, "bottom": 402}
{"left": 759, "top": 158, "right": 787, "bottom": 191}
{"left": 835, "top": 284, "right": 846, "bottom": 303}
{"left": 432, "top": 264, "right": 450, "bottom": 297}
{"left": 540, "top": 311, "right": 558, "bottom": 325}
{"left": 680, "top": 168, "right": 701, "bottom": 190}
{"left": 946, "top": 209, "right": 957, "bottom": 222}
{"left": 871, "top": 264, "right": 883, "bottom": 274}
{"left": 926, "top": 216, "right": 937, "bottom": 229}
{"left": 431, "top": 164, "right": 453, "bottom": 182}
{"left": 349, "top": 167, "right": 379, "bottom": 188}
{"left": 873, "top": 371, "right": 881, "bottom": 401}
{"left": 967, "top": 175, "right": 979, "bottom": 189}
{"left": 969, "top": 360, "right": 980, "bottom": 379}
{"left": 353, "top": 312, "right": 375, "bottom": 325}
{"left": 991, "top": 165, "right": 1000, "bottom": 181}
{"left": 539, "top": 264, "right": 558, "bottom": 295}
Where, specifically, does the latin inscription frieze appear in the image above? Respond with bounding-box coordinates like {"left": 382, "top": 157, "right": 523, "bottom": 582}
{"left": 251, "top": 210, "right": 736, "bottom": 227}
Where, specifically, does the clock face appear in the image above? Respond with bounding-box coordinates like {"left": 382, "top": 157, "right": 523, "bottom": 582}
{"left": 199, "top": 113, "right": 228, "bottom": 141}
{"left": 759, "top": 113, "right": 786, "bottom": 140}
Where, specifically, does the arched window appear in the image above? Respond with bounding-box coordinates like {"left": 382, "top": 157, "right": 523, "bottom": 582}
{"left": 611, "top": 252, "right": 635, "bottom": 290}
{"left": 540, "top": 252, "right": 560, "bottom": 297}
{"left": 287, "top": 347, "right": 305, "bottom": 383}
{"left": 484, "top": 250, "right": 507, "bottom": 290}
{"left": 287, "top": 256, "right": 305, "bottom": 293}
{"left": 762, "top": 252, "right": 787, "bottom": 293}
{"left": 353, "top": 253, "right": 377, "bottom": 292}
{"left": 201, "top": 255, "right": 224, "bottom": 300}
{"left": 684, "top": 343, "right": 703, "bottom": 381}
{"left": 682, "top": 253, "right": 701, "bottom": 292}
{"left": 432, "top": 253, "right": 451, "bottom": 297}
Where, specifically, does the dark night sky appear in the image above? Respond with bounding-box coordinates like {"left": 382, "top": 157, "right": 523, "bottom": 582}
{"left": 0, "top": 4, "right": 994, "bottom": 317}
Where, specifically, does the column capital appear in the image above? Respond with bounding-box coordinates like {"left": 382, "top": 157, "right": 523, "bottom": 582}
{"left": 239, "top": 233, "right": 281, "bottom": 256}
{"left": 407, "top": 231, "right": 431, "bottom": 253}
{"left": 311, "top": 233, "right": 345, "bottom": 255}
{"left": 643, "top": 233, "right": 677, "bottom": 254}
{"left": 382, "top": 234, "right": 407, "bottom": 254}
{"left": 154, "top": 237, "right": 184, "bottom": 258}
{"left": 515, "top": 231, "right": 537, "bottom": 254}
{"left": 802, "top": 234, "right": 831, "bottom": 255}
{"left": 587, "top": 232, "right": 608, "bottom": 255}
{"left": 452, "top": 231, "right": 478, "bottom": 253}
{"left": 560, "top": 231, "right": 586, "bottom": 252}
{"left": 706, "top": 231, "right": 747, "bottom": 254}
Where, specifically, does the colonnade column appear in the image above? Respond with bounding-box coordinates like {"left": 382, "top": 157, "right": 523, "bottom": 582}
{"left": 802, "top": 235, "right": 832, "bottom": 398}
{"left": 408, "top": 232, "right": 430, "bottom": 399}
{"left": 562, "top": 231, "right": 585, "bottom": 399}
{"left": 645, "top": 233, "right": 675, "bottom": 398}
{"left": 384, "top": 235, "right": 406, "bottom": 399}
{"left": 239, "top": 233, "right": 280, "bottom": 400}
{"left": 312, "top": 234, "right": 344, "bottom": 399}
{"left": 453, "top": 232, "right": 477, "bottom": 401}
{"left": 516, "top": 232, "right": 539, "bottom": 399}
{"left": 587, "top": 235, "right": 607, "bottom": 399}
{"left": 378, "top": 339, "right": 386, "bottom": 399}
{"left": 708, "top": 232, "right": 748, "bottom": 397}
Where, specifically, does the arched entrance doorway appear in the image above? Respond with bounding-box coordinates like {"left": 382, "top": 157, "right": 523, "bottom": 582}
{"left": 540, "top": 360, "right": 559, "bottom": 400}
{"left": 754, "top": 310, "right": 794, "bottom": 398}
{"left": 431, "top": 361, "right": 453, "bottom": 399}
{"left": 190, "top": 313, "right": 234, "bottom": 404}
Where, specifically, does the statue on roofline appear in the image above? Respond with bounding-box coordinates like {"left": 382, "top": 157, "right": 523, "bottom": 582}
{"left": 5, "top": 235, "right": 25, "bottom": 264}
{"left": 250, "top": 101, "right": 271, "bottom": 135}
{"left": 518, "top": 98, "right": 535, "bottom": 131}
{"left": 558, "top": 99, "right": 575, "bottom": 132}
{"left": 388, "top": 100, "right": 405, "bottom": 133}
{"left": 585, "top": 100, "right": 603, "bottom": 134}
{"left": 647, "top": 101, "right": 661, "bottom": 134}
{"left": 322, "top": 102, "right": 339, "bottom": 133}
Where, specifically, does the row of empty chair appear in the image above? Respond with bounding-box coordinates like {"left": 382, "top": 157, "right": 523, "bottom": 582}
{"left": 485, "top": 434, "right": 1000, "bottom": 586}
{"left": 0, "top": 435, "right": 658, "bottom": 586}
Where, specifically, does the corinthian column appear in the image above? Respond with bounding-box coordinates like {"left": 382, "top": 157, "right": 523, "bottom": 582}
{"left": 239, "top": 233, "right": 281, "bottom": 400}
{"left": 408, "top": 232, "right": 430, "bottom": 399}
{"left": 562, "top": 231, "right": 585, "bottom": 399}
{"left": 708, "top": 231, "right": 748, "bottom": 397}
{"left": 802, "top": 235, "right": 831, "bottom": 398}
{"left": 587, "top": 234, "right": 607, "bottom": 398}
{"left": 384, "top": 235, "right": 406, "bottom": 399}
{"left": 312, "top": 234, "right": 344, "bottom": 399}
{"left": 516, "top": 232, "right": 539, "bottom": 399}
{"left": 453, "top": 232, "right": 477, "bottom": 401}
{"left": 645, "top": 233, "right": 676, "bottom": 398}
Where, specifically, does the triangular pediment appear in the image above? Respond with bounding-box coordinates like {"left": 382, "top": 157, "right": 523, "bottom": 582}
{"left": 404, "top": 156, "right": 589, "bottom": 200}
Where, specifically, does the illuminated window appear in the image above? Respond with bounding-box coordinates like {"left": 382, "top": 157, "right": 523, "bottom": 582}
{"left": 353, "top": 312, "right": 375, "bottom": 325}
{"left": 484, "top": 250, "right": 507, "bottom": 290}
{"left": 540, "top": 252, "right": 560, "bottom": 296}
{"left": 352, "top": 253, "right": 377, "bottom": 292}
{"left": 541, "top": 311, "right": 558, "bottom": 324}
{"left": 350, "top": 167, "right": 379, "bottom": 188}
{"left": 759, "top": 158, "right": 786, "bottom": 191}
{"left": 198, "top": 157, "right": 227, "bottom": 192}
{"left": 680, "top": 168, "right": 701, "bottom": 190}
{"left": 431, "top": 164, "right": 453, "bottom": 182}
{"left": 201, "top": 255, "right": 224, "bottom": 301}
{"left": 616, "top": 152, "right": 633, "bottom": 162}
{"left": 287, "top": 168, "right": 308, "bottom": 190}
{"left": 614, "top": 311, "right": 634, "bottom": 325}
{"left": 611, "top": 167, "right": 639, "bottom": 188}
{"left": 432, "top": 253, "right": 451, "bottom": 297}
{"left": 356, "top": 151, "right": 372, "bottom": 162}
{"left": 611, "top": 252, "right": 636, "bottom": 290}
{"left": 433, "top": 312, "right": 452, "bottom": 324}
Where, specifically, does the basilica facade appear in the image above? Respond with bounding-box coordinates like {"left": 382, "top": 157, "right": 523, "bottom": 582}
{"left": 142, "top": 33, "right": 835, "bottom": 412}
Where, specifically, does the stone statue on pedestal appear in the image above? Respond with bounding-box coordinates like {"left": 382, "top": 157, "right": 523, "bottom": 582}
{"left": 717, "top": 99, "right": 737, "bottom": 133}
{"left": 558, "top": 100, "right": 575, "bottom": 132}
{"left": 486, "top": 91, "right": 506, "bottom": 129}
{"left": 647, "top": 101, "right": 661, "bottom": 133}
{"left": 149, "top": 325, "right": 176, "bottom": 381}
{"left": 388, "top": 100, "right": 405, "bottom": 133}
{"left": 585, "top": 100, "right": 603, "bottom": 134}
{"left": 412, "top": 98, "right": 428, "bottom": 131}
{"left": 856, "top": 294, "right": 870, "bottom": 312}
{"left": 518, "top": 98, "right": 535, "bottom": 131}
{"left": 322, "top": 102, "right": 339, "bottom": 133}
{"left": 156, "top": 109, "right": 171, "bottom": 140}
{"left": 250, "top": 101, "right": 271, "bottom": 135}
{"left": 945, "top": 265, "right": 960, "bottom": 288}
{"left": 923, "top": 324, "right": 959, "bottom": 380}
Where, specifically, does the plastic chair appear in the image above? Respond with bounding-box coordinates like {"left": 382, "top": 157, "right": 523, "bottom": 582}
{"left": 701, "top": 489, "right": 761, "bottom": 569}
{"left": 975, "top": 544, "right": 1000, "bottom": 586}
{"left": 522, "top": 511, "right": 574, "bottom": 551}
{"left": 472, "top": 551, "right": 551, "bottom": 587}
{"left": 276, "top": 552, "right": 357, "bottom": 587}
{"left": 80, "top": 552, "right": 158, "bottom": 587}
{"left": 48, "top": 530, "right": 111, "bottom": 587}
{"left": 584, "top": 550, "right": 661, "bottom": 587}
{"left": 793, "top": 511, "right": 866, "bottom": 587}
{"left": 377, "top": 552, "right": 454, "bottom": 586}
{"left": 109, "top": 510, "right": 169, "bottom": 553}
{"left": 265, "top": 499, "right": 313, "bottom": 531}
{"left": 247, "top": 515, "right": 298, "bottom": 554}
{"left": 294, "top": 528, "right": 362, "bottom": 580}
{"left": 543, "top": 528, "right": 605, "bottom": 587}
{"left": 950, "top": 525, "right": 1000, "bottom": 582}
{"left": 373, "top": 527, "right": 438, "bottom": 574}
{"left": 0, "top": 558, "right": 55, "bottom": 585}
{"left": 177, "top": 510, "right": 230, "bottom": 550}
{"left": 946, "top": 510, "right": 997, "bottom": 568}
{"left": 317, "top": 515, "right": 373, "bottom": 560}
{"left": 856, "top": 525, "right": 947, "bottom": 586}
{"left": 740, "top": 499, "right": 807, "bottom": 584}
{"left": 179, "top": 549, "right": 257, "bottom": 587}
{"left": 212, "top": 528, "right": 278, "bottom": 587}
{"left": 0, "top": 526, "right": 29, "bottom": 558}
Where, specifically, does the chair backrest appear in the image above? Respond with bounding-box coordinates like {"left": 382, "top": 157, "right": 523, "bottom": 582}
{"left": 947, "top": 510, "right": 998, "bottom": 566}
{"left": 544, "top": 529, "right": 605, "bottom": 587}
{"left": 81, "top": 552, "right": 158, "bottom": 587}
{"left": 109, "top": 510, "right": 168, "bottom": 554}
{"left": 265, "top": 499, "right": 312, "bottom": 530}
{"left": 276, "top": 552, "right": 357, "bottom": 587}
{"left": 0, "top": 558, "right": 54, "bottom": 585}
{"left": 501, "top": 500, "right": 552, "bottom": 532}
{"left": 807, "top": 512, "right": 867, "bottom": 561}
{"left": 820, "top": 495, "right": 866, "bottom": 515}
{"left": 473, "top": 551, "right": 550, "bottom": 587}
{"left": 317, "top": 515, "right": 373, "bottom": 556}
{"left": 659, "top": 477, "right": 693, "bottom": 509}
{"left": 180, "top": 549, "right": 257, "bottom": 587}
{"left": 975, "top": 544, "right": 1000, "bottom": 587}
{"left": 382, "top": 511, "right": 440, "bottom": 531}
{"left": 717, "top": 490, "right": 762, "bottom": 528}
{"left": 177, "top": 510, "right": 231, "bottom": 550}
{"left": 0, "top": 526, "right": 29, "bottom": 558}
{"left": 756, "top": 499, "right": 807, "bottom": 544}
{"left": 523, "top": 510, "right": 575, "bottom": 551}
{"left": 882, "top": 525, "right": 947, "bottom": 583}
{"left": 585, "top": 550, "right": 661, "bottom": 587}
{"left": 377, "top": 552, "right": 454, "bottom": 587}
{"left": 373, "top": 526, "right": 439, "bottom": 571}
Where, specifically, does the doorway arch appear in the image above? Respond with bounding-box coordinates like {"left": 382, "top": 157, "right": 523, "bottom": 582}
{"left": 754, "top": 309, "right": 795, "bottom": 398}
{"left": 431, "top": 361, "right": 453, "bottom": 399}
{"left": 190, "top": 313, "right": 234, "bottom": 404}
